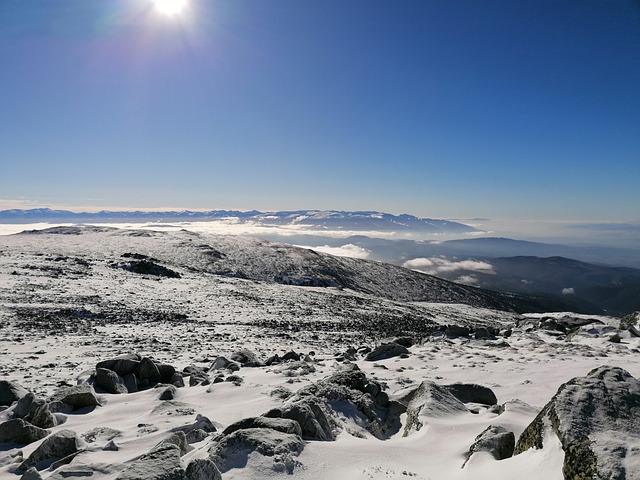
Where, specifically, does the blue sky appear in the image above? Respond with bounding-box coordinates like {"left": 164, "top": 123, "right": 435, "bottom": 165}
{"left": 1, "top": 0, "right": 639, "bottom": 222}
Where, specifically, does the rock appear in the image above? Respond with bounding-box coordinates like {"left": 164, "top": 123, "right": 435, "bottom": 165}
{"left": 392, "top": 337, "right": 415, "bottom": 347}
{"left": 19, "top": 467, "right": 43, "bottom": 480}
{"left": 445, "top": 325, "right": 470, "bottom": 338}
{"left": 474, "top": 326, "right": 495, "bottom": 339}
{"left": 208, "top": 428, "right": 304, "bottom": 473}
{"left": 230, "top": 349, "right": 262, "bottom": 367}
{"left": 282, "top": 351, "right": 300, "bottom": 362}
{"left": 123, "top": 373, "right": 138, "bottom": 393}
{"left": 158, "top": 385, "right": 178, "bottom": 401}
{"left": 96, "top": 354, "right": 141, "bottom": 377}
{"left": 463, "top": 425, "right": 515, "bottom": 467}
{"left": 154, "top": 431, "right": 191, "bottom": 456}
{"left": 158, "top": 363, "right": 177, "bottom": 383}
{"left": 398, "top": 381, "right": 467, "bottom": 436}
{"left": 264, "top": 354, "right": 281, "bottom": 366}
{"left": 225, "top": 375, "right": 243, "bottom": 385}
{"left": 95, "top": 368, "right": 128, "bottom": 394}
{"left": 265, "top": 399, "right": 334, "bottom": 441}
{"left": 0, "top": 418, "right": 49, "bottom": 445}
{"left": 117, "top": 443, "right": 185, "bottom": 480}
{"left": 104, "top": 439, "right": 119, "bottom": 451}
{"left": 185, "top": 458, "right": 222, "bottom": 480}
{"left": 0, "top": 380, "right": 29, "bottom": 406}
{"left": 172, "top": 414, "right": 217, "bottom": 437}
{"left": 18, "top": 429, "right": 83, "bottom": 471}
{"left": 47, "top": 464, "right": 119, "bottom": 480}
{"left": 184, "top": 366, "right": 209, "bottom": 386}
{"left": 515, "top": 366, "right": 640, "bottom": 480}
{"left": 49, "top": 385, "right": 100, "bottom": 410}
{"left": 171, "top": 373, "right": 185, "bottom": 388}
{"left": 82, "top": 426, "right": 122, "bottom": 443}
{"left": 185, "top": 429, "right": 209, "bottom": 443}
{"left": 223, "top": 416, "right": 303, "bottom": 437}
{"left": 444, "top": 383, "right": 498, "bottom": 405}
{"left": 365, "top": 343, "right": 410, "bottom": 361}
{"left": 135, "top": 357, "right": 162, "bottom": 385}
{"left": 13, "top": 394, "right": 57, "bottom": 429}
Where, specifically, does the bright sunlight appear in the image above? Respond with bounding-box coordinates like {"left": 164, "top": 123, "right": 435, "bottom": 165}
{"left": 153, "top": 0, "right": 188, "bottom": 16}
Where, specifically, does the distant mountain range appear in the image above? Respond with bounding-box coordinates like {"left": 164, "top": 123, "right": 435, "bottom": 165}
{"left": 0, "top": 208, "right": 477, "bottom": 233}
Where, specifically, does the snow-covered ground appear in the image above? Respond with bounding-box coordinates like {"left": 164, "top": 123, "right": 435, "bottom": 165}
{"left": 1, "top": 226, "right": 639, "bottom": 479}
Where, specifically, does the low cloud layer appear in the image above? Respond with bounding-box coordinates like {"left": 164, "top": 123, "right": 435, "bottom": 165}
{"left": 298, "top": 244, "right": 372, "bottom": 259}
{"left": 403, "top": 257, "right": 495, "bottom": 276}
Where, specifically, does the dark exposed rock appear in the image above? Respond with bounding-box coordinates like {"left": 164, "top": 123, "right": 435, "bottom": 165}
{"left": 0, "top": 380, "right": 29, "bottom": 406}
{"left": 154, "top": 431, "right": 192, "bottom": 456}
{"left": 445, "top": 325, "right": 470, "bottom": 338}
{"left": 19, "top": 467, "right": 43, "bottom": 480}
{"left": 444, "top": 383, "right": 498, "bottom": 406}
{"left": 123, "top": 373, "right": 138, "bottom": 393}
{"left": 185, "top": 459, "right": 222, "bottom": 480}
{"left": 158, "top": 363, "right": 177, "bottom": 383}
{"left": 172, "top": 414, "right": 217, "bottom": 438}
{"left": 18, "top": 429, "right": 84, "bottom": 471}
{"left": 117, "top": 443, "right": 185, "bottom": 480}
{"left": 230, "top": 349, "right": 262, "bottom": 367}
{"left": 158, "top": 385, "right": 178, "bottom": 401}
{"left": 13, "top": 393, "right": 57, "bottom": 429}
{"left": 95, "top": 368, "right": 128, "bottom": 394}
{"left": 365, "top": 343, "right": 410, "bottom": 361}
{"left": 171, "top": 373, "right": 185, "bottom": 388}
{"left": 264, "top": 398, "right": 333, "bottom": 441}
{"left": 208, "top": 428, "right": 304, "bottom": 473}
{"left": 282, "top": 351, "right": 300, "bottom": 362}
{"left": 223, "top": 416, "right": 302, "bottom": 437}
{"left": 209, "top": 357, "right": 240, "bottom": 372}
{"left": 117, "top": 260, "right": 181, "bottom": 279}
{"left": 96, "top": 354, "right": 140, "bottom": 377}
{"left": 0, "top": 418, "right": 49, "bottom": 445}
{"left": 136, "top": 357, "right": 162, "bottom": 385}
{"left": 463, "top": 425, "right": 515, "bottom": 468}
{"left": 515, "top": 366, "right": 640, "bottom": 480}
{"left": 184, "top": 366, "right": 210, "bottom": 386}
{"left": 49, "top": 385, "right": 100, "bottom": 410}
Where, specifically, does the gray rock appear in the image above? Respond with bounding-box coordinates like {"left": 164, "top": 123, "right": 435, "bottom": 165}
{"left": 282, "top": 351, "right": 300, "bottom": 362}
{"left": 209, "top": 356, "right": 240, "bottom": 372}
{"left": 95, "top": 368, "right": 128, "bottom": 394}
{"left": 365, "top": 343, "right": 410, "bottom": 361}
{"left": 445, "top": 325, "right": 470, "bottom": 338}
{"left": 13, "top": 394, "right": 57, "bottom": 429}
{"left": 209, "top": 428, "right": 304, "bottom": 473}
{"left": 265, "top": 399, "right": 333, "bottom": 441}
{"left": 20, "top": 467, "right": 43, "bottom": 480}
{"left": 158, "top": 385, "right": 178, "bottom": 401}
{"left": 444, "top": 383, "right": 498, "bottom": 405}
{"left": 96, "top": 354, "right": 141, "bottom": 377}
{"left": 184, "top": 366, "right": 209, "bottom": 386}
{"left": 123, "top": 373, "right": 138, "bottom": 393}
{"left": 18, "top": 429, "right": 83, "bottom": 471}
{"left": 135, "top": 357, "right": 162, "bottom": 385}
{"left": 171, "top": 373, "right": 185, "bottom": 388}
{"left": 49, "top": 385, "right": 100, "bottom": 410}
{"left": 154, "top": 431, "right": 192, "bottom": 456}
{"left": 515, "top": 366, "right": 640, "bottom": 480}
{"left": 398, "top": 381, "right": 467, "bottom": 436}
{"left": 158, "top": 363, "right": 177, "bottom": 384}
{"left": 0, "top": 418, "right": 49, "bottom": 445}
{"left": 185, "top": 429, "right": 209, "bottom": 444}
{"left": 223, "top": 416, "right": 302, "bottom": 437}
{"left": 172, "top": 414, "right": 217, "bottom": 437}
{"left": 0, "top": 380, "right": 29, "bottom": 407}
{"left": 117, "top": 443, "right": 185, "bottom": 480}
{"left": 185, "top": 459, "right": 222, "bottom": 480}
{"left": 81, "top": 426, "right": 122, "bottom": 443}
{"left": 463, "top": 425, "right": 515, "bottom": 467}
{"left": 230, "top": 349, "right": 262, "bottom": 367}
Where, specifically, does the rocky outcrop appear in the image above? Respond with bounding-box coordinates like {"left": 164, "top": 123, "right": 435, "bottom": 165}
{"left": 463, "top": 425, "right": 515, "bottom": 467}
{"left": 209, "top": 428, "right": 304, "bottom": 473}
{"left": 444, "top": 383, "right": 498, "bottom": 405}
{"left": 515, "top": 366, "right": 640, "bottom": 480}
{"left": 0, "top": 418, "right": 49, "bottom": 445}
{"left": 223, "top": 416, "right": 302, "bottom": 437}
{"left": 18, "top": 429, "right": 84, "bottom": 471}
{"left": 0, "top": 380, "right": 29, "bottom": 407}
{"left": 90, "top": 354, "right": 182, "bottom": 394}
{"left": 117, "top": 443, "right": 186, "bottom": 480}
{"left": 185, "top": 459, "right": 222, "bottom": 480}
{"left": 49, "top": 385, "right": 100, "bottom": 410}
{"left": 365, "top": 343, "right": 410, "bottom": 361}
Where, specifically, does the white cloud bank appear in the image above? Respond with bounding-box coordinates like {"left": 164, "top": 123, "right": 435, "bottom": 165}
{"left": 298, "top": 244, "right": 372, "bottom": 259}
{"left": 562, "top": 287, "right": 575, "bottom": 295}
{"left": 403, "top": 257, "right": 495, "bottom": 276}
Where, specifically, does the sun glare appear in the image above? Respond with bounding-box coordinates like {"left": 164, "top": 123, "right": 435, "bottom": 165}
{"left": 153, "top": 0, "right": 188, "bottom": 16}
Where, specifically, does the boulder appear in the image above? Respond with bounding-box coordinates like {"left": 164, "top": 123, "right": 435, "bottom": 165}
{"left": 444, "top": 383, "right": 498, "bottom": 405}
{"left": 19, "top": 467, "right": 43, "bottom": 480}
{"left": 82, "top": 426, "right": 122, "bottom": 443}
{"left": 208, "top": 428, "right": 304, "bottom": 473}
{"left": 0, "top": 418, "right": 49, "bottom": 445}
{"left": 123, "top": 373, "right": 138, "bottom": 393}
{"left": 398, "top": 381, "right": 467, "bottom": 436}
{"left": 117, "top": 443, "right": 185, "bottom": 480}
{"left": 0, "top": 380, "right": 29, "bottom": 406}
{"left": 95, "top": 368, "right": 128, "bottom": 394}
{"left": 154, "top": 431, "right": 191, "bottom": 456}
{"left": 185, "top": 459, "right": 222, "bottom": 480}
{"left": 365, "top": 343, "right": 409, "bottom": 361}
{"left": 171, "top": 373, "right": 185, "bottom": 388}
{"left": 230, "top": 349, "right": 262, "bottom": 367}
{"left": 13, "top": 394, "right": 57, "bottom": 429}
{"left": 265, "top": 399, "right": 333, "bottom": 441}
{"left": 158, "top": 385, "right": 178, "bottom": 401}
{"left": 18, "top": 429, "right": 83, "bottom": 471}
{"left": 463, "top": 425, "right": 515, "bottom": 467}
{"left": 96, "top": 354, "right": 141, "bottom": 377}
{"left": 135, "top": 357, "right": 162, "bottom": 385}
{"left": 49, "top": 385, "right": 100, "bottom": 410}
{"left": 223, "top": 416, "right": 302, "bottom": 437}
{"left": 281, "top": 351, "right": 300, "bottom": 362}
{"left": 515, "top": 366, "right": 640, "bottom": 480}
{"left": 445, "top": 325, "right": 470, "bottom": 338}
{"left": 158, "top": 363, "right": 177, "bottom": 384}
{"left": 209, "top": 357, "right": 240, "bottom": 372}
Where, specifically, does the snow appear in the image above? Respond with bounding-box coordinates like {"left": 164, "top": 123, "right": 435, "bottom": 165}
{"left": 1, "top": 226, "right": 639, "bottom": 479}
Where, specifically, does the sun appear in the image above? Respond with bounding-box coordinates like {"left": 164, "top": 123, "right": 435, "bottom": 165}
{"left": 153, "top": 0, "right": 188, "bottom": 16}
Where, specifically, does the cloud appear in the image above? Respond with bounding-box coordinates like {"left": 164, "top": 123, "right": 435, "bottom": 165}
{"left": 297, "top": 244, "right": 371, "bottom": 259}
{"left": 454, "top": 275, "right": 480, "bottom": 285}
{"left": 403, "top": 257, "right": 495, "bottom": 275}
{"left": 562, "top": 287, "right": 575, "bottom": 295}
